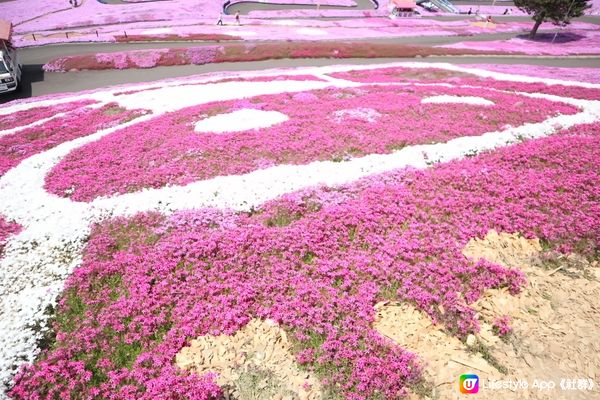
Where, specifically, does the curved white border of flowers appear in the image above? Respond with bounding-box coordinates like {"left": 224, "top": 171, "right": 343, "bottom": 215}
{"left": 421, "top": 95, "right": 494, "bottom": 106}
{"left": 0, "top": 113, "right": 70, "bottom": 139}
{"left": 0, "top": 62, "right": 599, "bottom": 397}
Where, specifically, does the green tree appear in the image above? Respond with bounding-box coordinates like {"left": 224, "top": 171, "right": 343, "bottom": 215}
{"left": 513, "top": 0, "right": 591, "bottom": 38}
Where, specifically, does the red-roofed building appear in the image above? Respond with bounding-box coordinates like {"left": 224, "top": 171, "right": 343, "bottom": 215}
{"left": 391, "top": 0, "right": 416, "bottom": 9}
{"left": 389, "top": 0, "right": 416, "bottom": 16}
{"left": 0, "top": 20, "right": 12, "bottom": 42}
{"left": 0, "top": 20, "right": 21, "bottom": 94}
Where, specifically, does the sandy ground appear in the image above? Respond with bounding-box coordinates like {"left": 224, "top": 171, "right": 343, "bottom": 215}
{"left": 177, "top": 319, "right": 323, "bottom": 400}
{"left": 376, "top": 231, "right": 600, "bottom": 400}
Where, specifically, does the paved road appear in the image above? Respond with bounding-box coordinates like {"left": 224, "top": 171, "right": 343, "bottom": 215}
{"left": 430, "top": 15, "right": 600, "bottom": 23}
{"left": 1, "top": 22, "right": 599, "bottom": 104}
{"left": 15, "top": 25, "right": 595, "bottom": 64}
{"left": 11, "top": 33, "right": 526, "bottom": 64}
{"left": 227, "top": 0, "right": 375, "bottom": 15}
{"left": 3, "top": 52, "right": 599, "bottom": 104}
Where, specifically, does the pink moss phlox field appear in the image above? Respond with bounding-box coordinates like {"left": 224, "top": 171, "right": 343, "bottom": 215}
{"left": 440, "top": 30, "right": 600, "bottom": 56}
{"left": 44, "top": 84, "right": 578, "bottom": 201}
{"left": 330, "top": 67, "right": 600, "bottom": 101}
{"left": 466, "top": 64, "right": 600, "bottom": 84}
{"left": 13, "top": 126, "right": 600, "bottom": 399}
{"left": 0, "top": 100, "right": 96, "bottom": 131}
{"left": 0, "top": 216, "right": 21, "bottom": 258}
{"left": 228, "top": 0, "right": 358, "bottom": 6}
{"left": 104, "top": 48, "right": 169, "bottom": 69}
{"left": 43, "top": 46, "right": 225, "bottom": 72}
{"left": 0, "top": 103, "right": 148, "bottom": 177}
{"left": 211, "top": 74, "right": 327, "bottom": 83}
{"left": 110, "top": 74, "right": 324, "bottom": 97}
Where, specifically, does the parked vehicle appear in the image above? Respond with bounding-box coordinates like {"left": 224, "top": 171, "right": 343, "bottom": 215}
{"left": 0, "top": 20, "right": 22, "bottom": 94}
{"left": 419, "top": 1, "right": 439, "bottom": 11}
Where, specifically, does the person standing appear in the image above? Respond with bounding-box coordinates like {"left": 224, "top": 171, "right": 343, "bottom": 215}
{"left": 467, "top": 7, "right": 472, "bottom": 14}
{"left": 235, "top": 10, "right": 240, "bottom": 25}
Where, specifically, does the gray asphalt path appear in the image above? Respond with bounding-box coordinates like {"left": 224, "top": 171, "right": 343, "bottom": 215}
{"left": 227, "top": 0, "right": 375, "bottom": 15}
{"left": 2, "top": 55, "right": 598, "bottom": 104}
{"left": 14, "top": 28, "right": 586, "bottom": 65}
{"left": 429, "top": 15, "right": 600, "bottom": 23}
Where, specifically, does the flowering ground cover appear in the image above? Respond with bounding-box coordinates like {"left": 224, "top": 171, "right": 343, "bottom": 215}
{"left": 329, "top": 66, "right": 600, "bottom": 101}
{"left": 466, "top": 64, "right": 600, "bottom": 84}
{"left": 0, "top": 217, "right": 21, "bottom": 260}
{"left": 8, "top": 0, "right": 221, "bottom": 32}
{"left": 113, "top": 33, "right": 243, "bottom": 42}
{"left": 0, "top": 104, "right": 148, "bottom": 177}
{"left": 10, "top": 123, "right": 600, "bottom": 399}
{"left": 110, "top": 74, "right": 325, "bottom": 98}
{"left": 229, "top": 0, "right": 359, "bottom": 6}
{"left": 11, "top": 0, "right": 598, "bottom": 48}
{"left": 0, "top": 100, "right": 95, "bottom": 132}
{"left": 44, "top": 84, "right": 577, "bottom": 201}
{"left": 1, "top": 62, "right": 599, "bottom": 399}
{"left": 4, "top": 0, "right": 380, "bottom": 44}
{"left": 441, "top": 30, "right": 600, "bottom": 56}
{"left": 42, "top": 42, "right": 488, "bottom": 73}
{"left": 6, "top": 0, "right": 600, "bottom": 45}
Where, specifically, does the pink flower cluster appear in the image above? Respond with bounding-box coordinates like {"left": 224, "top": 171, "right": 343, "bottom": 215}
{"left": 0, "top": 104, "right": 148, "bottom": 177}
{"left": 111, "top": 74, "right": 324, "bottom": 97}
{"left": 228, "top": 0, "right": 358, "bottom": 6}
{"left": 185, "top": 46, "right": 221, "bottom": 66}
{"left": 0, "top": 100, "right": 95, "bottom": 131}
{"left": 441, "top": 30, "right": 600, "bottom": 56}
{"left": 12, "top": 124, "right": 599, "bottom": 399}
{"left": 44, "top": 83, "right": 577, "bottom": 201}
{"left": 211, "top": 74, "right": 326, "bottom": 84}
{"left": 95, "top": 50, "right": 169, "bottom": 69}
{"left": 469, "top": 64, "right": 600, "bottom": 84}
{"left": 492, "top": 316, "right": 512, "bottom": 337}
{"left": 0, "top": 216, "right": 21, "bottom": 258}
{"left": 44, "top": 46, "right": 226, "bottom": 72}
{"left": 330, "top": 67, "right": 600, "bottom": 101}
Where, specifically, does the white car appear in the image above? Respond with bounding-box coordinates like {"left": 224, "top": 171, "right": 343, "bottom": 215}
{"left": 0, "top": 20, "right": 22, "bottom": 94}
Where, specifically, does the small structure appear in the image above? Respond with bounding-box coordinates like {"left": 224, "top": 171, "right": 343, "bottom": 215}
{"left": 389, "top": 0, "right": 416, "bottom": 17}
{"left": 0, "top": 20, "right": 22, "bottom": 94}
{"left": 0, "top": 20, "right": 11, "bottom": 42}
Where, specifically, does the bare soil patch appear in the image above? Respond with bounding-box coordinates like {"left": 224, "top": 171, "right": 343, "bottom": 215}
{"left": 376, "top": 230, "right": 600, "bottom": 399}
{"left": 176, "top": 319, "right": 323, "bottom": 400}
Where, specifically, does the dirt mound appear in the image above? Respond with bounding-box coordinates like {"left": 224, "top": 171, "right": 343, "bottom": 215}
{"left": 375, "top": 230, "right": 600, "bottom": 399}
{"left": 176, "top": 318, "right": 322, "bottom": 400}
